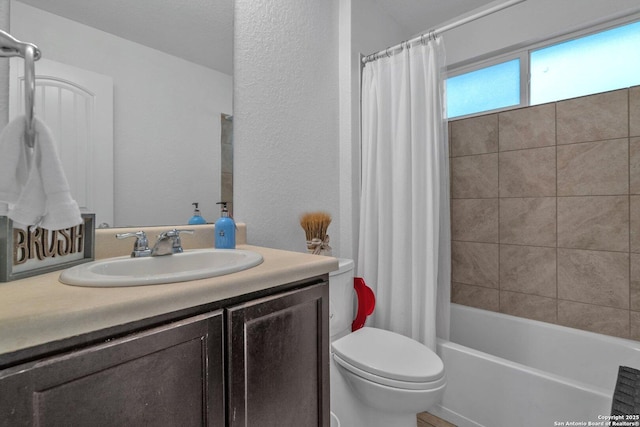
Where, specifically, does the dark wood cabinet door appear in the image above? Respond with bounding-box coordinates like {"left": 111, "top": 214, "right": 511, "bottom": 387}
{"left": 227, "top": 282, "right": 330, "bottom": 427}
{"left": 0, "top": 311, "right": 225, "bottom": 427}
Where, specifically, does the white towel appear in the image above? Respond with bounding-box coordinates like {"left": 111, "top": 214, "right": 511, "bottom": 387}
{"left": 0, "top": 116, "right": 30, "bottom": 216}
{"left": 5, "top": 116, "right": 82, "bottom": 230}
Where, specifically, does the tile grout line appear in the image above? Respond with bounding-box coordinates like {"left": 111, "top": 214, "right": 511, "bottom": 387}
{"left": 628, "top": 88, "right": 632, "bottom": 338}
{"left": 555, "top": 101, "right": 559, "bottom": 325}
{"left": 497, "top": 112, "right": 501, "bottom": 313}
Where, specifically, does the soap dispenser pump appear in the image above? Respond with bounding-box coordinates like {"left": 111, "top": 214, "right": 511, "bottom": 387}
{"left": 214, "top": 202, "right": 236, "bottom": 249}
{"left": 188, "top": 202, "right": 207, "bottom": 225}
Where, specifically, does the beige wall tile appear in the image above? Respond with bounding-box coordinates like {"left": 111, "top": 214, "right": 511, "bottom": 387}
{"left": 630, "top": 138, "right": 640, "bottom": 194}
{"left": 557, "top": 196, "right": 629, "bottom": 252}
{"left": 557, "top": 139, "right": 629, "bottom": 196}
{"left": 631, "top": 311, "right": 640, "bottom": 341}
{"left": 557, "top": 300, "right": 629, "bottom": 338}
{"left": 557, "top": 89, "right": 628, "bottom": 144}
{"left": 630, "top": 196, "right": 640, "bottom": 253}
{"left": 500, "top": 291, "right": 557, "bottom": 323}
{"left": 500, "top": 197, "right": 556, "bottom": 247}
{"left": 500, "top": 245, "right": 556, "bottom": 297}
{"left": 499, "top": 147, "right": 556, "bottom": 197}
{"left": 631, "top": 253, "right": 640, "bottom": 312}
{"left": 631, "top": 86, "right": 640, "bottom": 137}
{"left": 452, "top": 241, "right": 499, "bottom": 288}
{"left": 450, "top": 114, "right": 498, "bottom": 157}
{"left": 451, "top": 199, "right": 499, "bottom": 243}
{"left": 449, "top": 87, "right": 640, "bottom": 342}
{"left": 448, "top": 122, "right": 452, "bottom": 157}
{"left": 499, "top": 103, "right": 556, "bottom": 151}
{"left": 557, "top": 248, "right": 629, "bottom": 309}
{"left": 451, "top": 282, "right": 499, "bottom": 311}
{"left": 451, "top": 154, "right": 498, "bottom": 199}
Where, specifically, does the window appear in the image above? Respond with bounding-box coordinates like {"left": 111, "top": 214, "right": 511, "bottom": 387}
{"left": 530, "top": 20, "right": 640, "bottom": 105}
{"left": 446, "top": 59, "right": 521, "bottom": 118}
{"left": 446, "top": 18, "right": 640, "bottom": 119}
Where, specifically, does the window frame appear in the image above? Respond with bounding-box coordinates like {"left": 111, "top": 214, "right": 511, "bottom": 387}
{"left": 446, "top": 51, "right": 528, "bottom": 119}
{"left": 446, "top": 13, "right": 640, "bottom": 120}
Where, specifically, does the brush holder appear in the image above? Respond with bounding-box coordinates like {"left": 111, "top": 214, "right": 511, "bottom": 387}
{"left": 306, "top": 234, "right": 332, "bottom": 256}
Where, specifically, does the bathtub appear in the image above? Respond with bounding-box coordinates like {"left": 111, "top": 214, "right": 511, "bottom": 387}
{"left": 430, "top": 304, "right": 640, "bottom": 427}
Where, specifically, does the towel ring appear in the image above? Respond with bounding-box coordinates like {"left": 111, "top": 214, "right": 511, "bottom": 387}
{"left": 0, "top": 29, "right": 41, "bottom": 148}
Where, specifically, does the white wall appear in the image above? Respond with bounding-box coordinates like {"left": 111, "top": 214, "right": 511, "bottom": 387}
{"left": 351, "top": 0, "right": 412, "bottom": 56}
{"left": 234, "top": 0, "right": 340, "bottom": 252}
{"left": 11, "top": 1, "right": 232, "bottom": 227}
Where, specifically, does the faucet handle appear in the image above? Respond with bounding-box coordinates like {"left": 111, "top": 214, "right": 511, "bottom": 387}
{"left": 116, "top": 231, "right": 151, "bottom": 257}
{"left": 158, "top": 229, "right": 195, "bottom": 241}
{"left": 159, "top": 228, "right": 194, "bottom": 237}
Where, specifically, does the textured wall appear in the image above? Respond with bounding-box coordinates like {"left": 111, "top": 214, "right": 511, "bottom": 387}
{"left": 450, "top": 86, "right": 640, "bottom": 341}
{"left": 234, "top": 0, "right": 340, "bottom": 252}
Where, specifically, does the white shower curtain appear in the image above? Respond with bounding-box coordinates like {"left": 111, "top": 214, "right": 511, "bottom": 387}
{"left": 357, "top": 37, "right": 450, "bottom": 350}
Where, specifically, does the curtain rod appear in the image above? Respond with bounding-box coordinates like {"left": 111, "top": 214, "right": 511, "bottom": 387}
{"left": 362, "top": 0, "right": 527, "bottom": 64}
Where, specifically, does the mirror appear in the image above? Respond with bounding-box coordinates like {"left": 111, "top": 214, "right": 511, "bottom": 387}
{"left": 7, "top": 0, "right": 233, "bottom": 227}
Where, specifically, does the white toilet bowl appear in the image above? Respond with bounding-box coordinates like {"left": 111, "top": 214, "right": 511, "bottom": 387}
{"left": 332, "top": 327, "right": 445, "bottom": 414}
{"left": 329, "top": 259, "right": 446, "bottom": 427}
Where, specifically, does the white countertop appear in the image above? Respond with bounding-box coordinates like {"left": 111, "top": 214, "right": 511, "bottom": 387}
{"left": 0, "top": 244, "right": 338, "bottom": 356}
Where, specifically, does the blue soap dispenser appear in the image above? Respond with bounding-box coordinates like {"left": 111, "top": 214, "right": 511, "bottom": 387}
{"left": 214, "top": 202, "right": 236, "bottom": 249}
{"left": 188, "top": 202, "right": 207, "bottom": 225}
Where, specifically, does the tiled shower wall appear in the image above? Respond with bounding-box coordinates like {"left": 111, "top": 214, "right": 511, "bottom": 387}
{"left": 449, "top": 86, "right": 640, "bottom": 340}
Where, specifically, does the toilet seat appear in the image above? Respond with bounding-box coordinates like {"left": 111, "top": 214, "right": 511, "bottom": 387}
{"left": 333, "top": 353, "right": 446, "bottom": 390}
{"left": 331, "top": 327, "right": 444, "bottom": 390}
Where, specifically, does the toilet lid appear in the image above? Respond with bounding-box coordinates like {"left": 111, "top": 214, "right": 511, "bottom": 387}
{"left": 331, "top": 327, "right": 444, "bottom": 382}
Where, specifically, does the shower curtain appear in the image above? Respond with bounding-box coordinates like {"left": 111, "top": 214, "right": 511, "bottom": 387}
{"left": 357, "top": 36, "right": 450, "bottom": 350}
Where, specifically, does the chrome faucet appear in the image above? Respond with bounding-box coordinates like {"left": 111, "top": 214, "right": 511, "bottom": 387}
{"left": 150, "top": 229, "right": 194, "bottom": 256}
{"left": 116, "top": 229, "right": 194, "bottom": 257}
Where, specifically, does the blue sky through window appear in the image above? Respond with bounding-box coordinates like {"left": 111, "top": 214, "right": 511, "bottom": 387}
{"left": 446, "top": 20, "right": 640, "bottom": 117}
{"left": 530, "top": 21, "right": 640, "bottom": 105}
{"left": 446, "top": 59, "right": 520, "bottom": 118}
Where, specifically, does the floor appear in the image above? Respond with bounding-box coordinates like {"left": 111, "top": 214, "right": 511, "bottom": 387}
{"left": 417, "top": 412, "right": 457, "bottom": 427}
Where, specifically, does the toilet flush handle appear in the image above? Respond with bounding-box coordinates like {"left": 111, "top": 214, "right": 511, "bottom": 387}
{"left": 352, "top": 277, "right": 375, "bottom": 332}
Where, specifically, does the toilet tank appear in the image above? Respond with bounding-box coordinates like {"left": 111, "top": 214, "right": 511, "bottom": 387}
{"left": 329, "top": 258, "right": 355, "bottom": 341}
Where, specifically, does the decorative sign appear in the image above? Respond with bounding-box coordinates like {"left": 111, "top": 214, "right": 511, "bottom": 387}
{"left": 0, "top": 214, "right": 94, "bottom": 282}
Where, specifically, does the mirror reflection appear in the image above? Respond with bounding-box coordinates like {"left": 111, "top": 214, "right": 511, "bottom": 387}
{"left": 8, "top": 0, "right": 233, "bottom": 227}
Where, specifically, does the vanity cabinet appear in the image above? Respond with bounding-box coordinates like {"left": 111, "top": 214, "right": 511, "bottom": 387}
{"left": 227, "top": 282, "right": 329, "bottom": 427}
{"left": 0, "top": 311, "right": 225, "bottom": 427}
{"left": 0, "top": 279, "right": 329, "bottom": 427}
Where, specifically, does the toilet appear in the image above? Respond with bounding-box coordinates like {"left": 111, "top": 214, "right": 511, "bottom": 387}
{"left": 329, "top": 259, "right": 446, "bottom": 427}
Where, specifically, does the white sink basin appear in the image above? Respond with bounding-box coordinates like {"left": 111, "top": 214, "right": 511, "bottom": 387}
{"left": 59, "top": 249, "right": 264, "bottom": 287}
